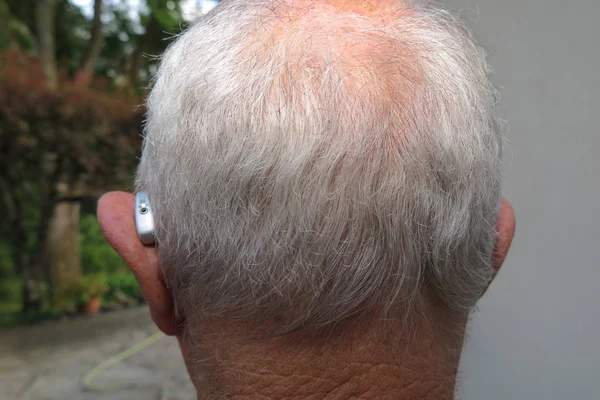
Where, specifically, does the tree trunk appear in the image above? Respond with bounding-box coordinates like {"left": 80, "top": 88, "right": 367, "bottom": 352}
{"left": 46, "top": 197, "right": 82, "bottom": 305}
{"left": 74, "top": 0, "right": 103, "bottom": 86}
{"left": 48, "top": 0, "right": 106, "bottom": 301}
{"left": 35, "top": 0, "right": 85, "bottom": 305}
{"left": 35, "top": 0, "right": 57, "bottom": 88}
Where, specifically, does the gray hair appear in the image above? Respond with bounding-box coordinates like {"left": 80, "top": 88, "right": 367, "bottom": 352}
{"left": 137, "top": 0, "right": 502, "bottom": 333}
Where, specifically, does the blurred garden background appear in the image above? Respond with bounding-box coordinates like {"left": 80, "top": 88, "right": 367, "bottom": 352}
{"left": 0, "top": 0, "right": 218, "bottom": 326}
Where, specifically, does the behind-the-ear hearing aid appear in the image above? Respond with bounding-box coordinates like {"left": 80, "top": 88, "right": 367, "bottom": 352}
{"left": 135, "top": 192, "right": 156, "bottom": 246}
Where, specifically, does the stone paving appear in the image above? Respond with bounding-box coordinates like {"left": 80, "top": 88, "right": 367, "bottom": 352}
{"left": 0, "top": 307, "right": 196, "bottom": 400}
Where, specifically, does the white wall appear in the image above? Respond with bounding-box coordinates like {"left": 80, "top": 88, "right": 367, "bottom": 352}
{"left": 439, "top": 1, "right": 600, "bottom": 398}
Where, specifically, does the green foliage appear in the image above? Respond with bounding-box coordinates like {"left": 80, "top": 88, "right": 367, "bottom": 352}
{"left": 0, "top": 50, "right": 143, "bottom": 313}
{"left": 104, "top": 273, "right": 144, "bottom": 304}
{"left": 0, "top": 185, "right": 41, "bottom": 274}
{"left": 4, "top": 0, "right": 36, "bottom": 34}
{"left": 0, "top": 0, "right": 203, "bottom": 321}
{"left": 54, "top": 275, "right": 108, "bottom": 311}
{"left": 0, "top": 277, "right": 51, "bottom": 319}
{"left": 55, "top": 0, "right": 94, "bottom": 75}
{"left": 146, "top": 0, "right": 183, "bottom": 29}
{"left": 0, "top": 0, "right": 36, "bottom": 51}
{"left": 80, "top": 214, "right": 127, "bottom": 275}
{"left": 0, "top": 271, "right": 144, "bottom": 325}
{"left": 0, "top": 276, "right": 21, "bottom": 304}
{"left": 0, "top": 1, "right": 9, "bottom": 49}
{"left": 0, "top": 240, "right": 15, "bottom": 277}
{"left": 7, "top": 18, "right": 36, "bottom": 50}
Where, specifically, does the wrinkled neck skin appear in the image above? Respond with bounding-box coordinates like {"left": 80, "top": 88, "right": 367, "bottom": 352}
{"left": 177, "top": 300, "right": 467, "bottom": 400}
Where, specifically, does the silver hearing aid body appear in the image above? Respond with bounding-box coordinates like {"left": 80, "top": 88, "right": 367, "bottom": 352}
{"left": 135, "top": 192, "right": 156, "bottom": 246}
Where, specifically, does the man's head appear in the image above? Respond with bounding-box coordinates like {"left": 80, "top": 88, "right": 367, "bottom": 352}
{"left": 99, "top": 0, "right": 515, "bottom": 397}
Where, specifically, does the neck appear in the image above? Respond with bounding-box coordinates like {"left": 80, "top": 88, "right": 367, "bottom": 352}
{"left": 179, "top": 305, "right": 466, "bottom": 400}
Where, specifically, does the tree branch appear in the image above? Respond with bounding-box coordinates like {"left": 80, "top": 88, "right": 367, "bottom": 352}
{"left": 74, "top": 0, "right": 103, "bottom": 86}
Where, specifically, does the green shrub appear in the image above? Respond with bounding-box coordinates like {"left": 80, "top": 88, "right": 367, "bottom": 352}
{"left": 80, "top": 214, "right": 127, "bottom": 275}
{"left": 0, "top": 276, "right": 21, "bottom": 307}
{"left": 54, "top": 275, "right": 108, "bottom": 312}
{"left": 0, "top": 240, "right": 15, "bottom": 278}
{"left": 105, "top": 273, "right": 144, "bottom": 304}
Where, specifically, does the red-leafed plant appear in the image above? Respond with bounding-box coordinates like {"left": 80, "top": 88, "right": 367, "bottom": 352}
{"left": 0, "top": 48, "right": 144, "bottom": 311}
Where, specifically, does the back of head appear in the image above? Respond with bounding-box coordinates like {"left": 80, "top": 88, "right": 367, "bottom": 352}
{"left": 137, "top": 0, "right": 502, "bottom": 333}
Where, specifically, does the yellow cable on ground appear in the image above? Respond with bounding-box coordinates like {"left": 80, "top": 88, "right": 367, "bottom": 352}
{"left": 81, "top": 330, "right": 166, "bottom": 391}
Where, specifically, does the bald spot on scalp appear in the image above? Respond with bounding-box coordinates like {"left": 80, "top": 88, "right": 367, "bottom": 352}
{"left": 238, "top": 0, "right": 422, "bottom": 114}
{"left": 286, "top": 0, "right": 407, "bottom": 16}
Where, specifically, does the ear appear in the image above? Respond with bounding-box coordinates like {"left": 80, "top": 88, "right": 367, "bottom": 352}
{"left": 97, "top": 191, "right": 178, "bottom": 336}
{"left": 492, "top": 198, "right": 516, "bottom": 272}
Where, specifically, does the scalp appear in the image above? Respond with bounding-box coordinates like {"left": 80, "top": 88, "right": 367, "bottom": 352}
{"left": 280, "top": 0, "right": 409, "bottom": 16}
{"left": 238, "top": 0, "right": 422, "bottom": 120}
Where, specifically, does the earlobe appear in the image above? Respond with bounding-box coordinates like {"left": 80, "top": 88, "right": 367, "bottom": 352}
{"left": 97, "top": 191, "right": 178, "bottom": 336}
{"left": 492, "top": 198, "right": 516, "bottom": 272}
{"left": 480, "top": 198, "right": 515, "bottom": 297}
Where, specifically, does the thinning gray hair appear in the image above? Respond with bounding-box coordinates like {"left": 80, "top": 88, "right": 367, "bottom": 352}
{"left": 137, "top": 0, "right": 502, "bottom": 333}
